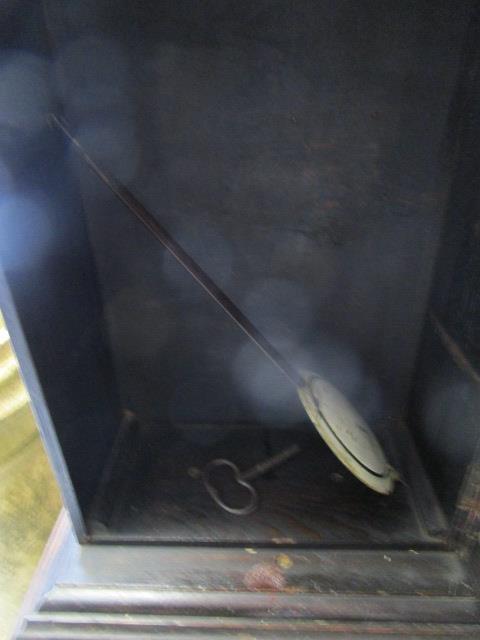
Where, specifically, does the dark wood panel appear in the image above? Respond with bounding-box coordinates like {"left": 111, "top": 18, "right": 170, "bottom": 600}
{"left": 89, "top": 421, "right": 446, "bottom": 545}
{"left": 19, "top": 616, "right": 480, "bottom": 639}
{"left": 410, "top": 4, "right": 480, "bottom": 529}
{"left": 15, "top": 512, "right": 480, "bottom": 639}
{"left": 38, "top": 585, "right": 480, "bottom": 624}
{"left": 58, "top": 548, "right": 471, "bottom": 597}
{"left": 44, "top": 0, "right": 471, "bottom": 424}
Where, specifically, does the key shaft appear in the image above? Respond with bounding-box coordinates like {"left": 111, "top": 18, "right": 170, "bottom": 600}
{"left": 241, "top": 444, "right": 301, "bottom": 481}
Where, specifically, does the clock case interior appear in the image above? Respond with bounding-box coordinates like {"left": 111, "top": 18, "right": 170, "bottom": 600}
{"left": 1, "top": 1, "right": 480, "bottom": 559}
